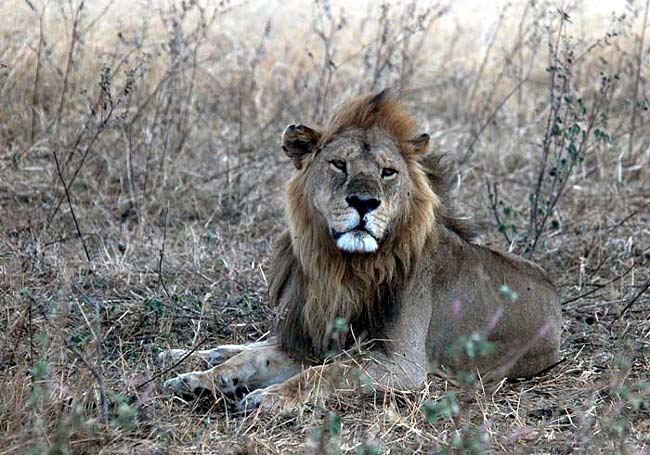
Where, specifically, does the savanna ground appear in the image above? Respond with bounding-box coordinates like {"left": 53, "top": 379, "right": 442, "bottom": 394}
{"left": 1, "top": 0, "right": 649, "bottom": 453}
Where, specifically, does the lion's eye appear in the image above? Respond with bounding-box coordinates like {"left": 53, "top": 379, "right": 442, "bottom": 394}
{"left": 381, "top": 168, "right": 398, "bottom": 179}
{"left": 330, "top": 160, "right": 347, "bottom": 173}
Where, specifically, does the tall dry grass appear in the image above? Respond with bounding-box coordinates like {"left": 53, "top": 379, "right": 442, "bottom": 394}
{"left": 0, "top": 0, "right": 649, "bottom": 453}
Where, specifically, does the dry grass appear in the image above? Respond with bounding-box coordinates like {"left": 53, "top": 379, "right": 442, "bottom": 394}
{"left": 1, "top": 0, "right": 649, "bottom": 453}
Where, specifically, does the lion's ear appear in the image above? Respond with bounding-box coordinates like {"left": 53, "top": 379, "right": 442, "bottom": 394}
{"left": 281, "top": 124, "right": 322, "bottom": 169}
{"left": 409, "top": 133, "right": 430, "bottom": 155}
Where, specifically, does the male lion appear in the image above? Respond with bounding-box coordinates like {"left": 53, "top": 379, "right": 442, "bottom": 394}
{"left": 162, "top": 89, "right": 562, "bottom": 412}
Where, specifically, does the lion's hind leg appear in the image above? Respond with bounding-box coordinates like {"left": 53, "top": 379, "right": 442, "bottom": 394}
{"left": 238, "top": 352, "right": 430, "bottom": 414}
{"left": 238, "top": 361, "right": 366, "bottom": 414}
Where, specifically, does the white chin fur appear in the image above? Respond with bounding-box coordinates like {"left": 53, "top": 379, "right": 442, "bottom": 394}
{"left": 336, "top": 231, "right": 378, "bottom": 253}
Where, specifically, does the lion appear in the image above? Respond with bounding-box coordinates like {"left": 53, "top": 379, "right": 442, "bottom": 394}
{"left": 162, "top": 89, "right": 562, "bottom": 412}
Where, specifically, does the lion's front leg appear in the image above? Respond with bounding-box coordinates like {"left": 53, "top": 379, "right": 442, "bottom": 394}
{"left": 239, "top": 352, "right": 427, "bottom": 413}
{"left": 163, "top": 343, "right": 301, "bottom": 399}
{"left": 159, "top": 337, "right": 278, "bottom": 368}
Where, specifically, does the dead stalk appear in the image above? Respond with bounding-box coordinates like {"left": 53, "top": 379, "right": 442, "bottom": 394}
{"left": 30, "top": 3, "right": 46, "bottom": 144}
{"left": 158, "top": 205, "right": 171, "bottom": 299}
{"left": 55, "top": 0, "right": 84, "bottom": 131}
{"left": 52, "top": 150, "right": 91, "bottom": 262}
{"left": 627, "top": 0, "right": 650, "bottom": 164}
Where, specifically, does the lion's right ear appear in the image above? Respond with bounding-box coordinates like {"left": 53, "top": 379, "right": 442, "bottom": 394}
{"left": 409, "top": 133, "right": 430, "bottom": 155}
{"left": 281, "top": 124, "right": 322, "bottom": 169}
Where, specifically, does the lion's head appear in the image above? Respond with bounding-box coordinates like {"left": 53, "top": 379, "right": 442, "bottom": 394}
{"left": 281, "top": 89, "right": 440, "bottom": 257}
{"left": 273, "top": 90, "right": 460, "bottom": 359}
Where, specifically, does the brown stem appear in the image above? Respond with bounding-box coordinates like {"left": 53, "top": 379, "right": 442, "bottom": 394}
{"left": 52, "top": 151, "right": 91, "bottom": 262}
{"left": 530, "top": 15, "right": 566, "bottom": 241}
{"left": 627, "top": 0, "right": 650, "bottom": 164}
{"left": 158, "top": 205, "right": 171, "bottom": 299}
{"left": 55, "top": 0, "right": 84, "bottom": 131}
{"left": 619, "top": 278, "right": 650, "bottom": 319}
{"left": 485, "top": 178, "right": 511, "bottom": 245}
{"left": 30, "top": 4, "right": 46, "bottom": 144}
{"left": 562, "top": 264, "right": 636, "bottom": 305}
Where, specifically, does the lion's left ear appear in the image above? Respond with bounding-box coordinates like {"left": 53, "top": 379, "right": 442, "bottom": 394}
{"left": 409, "top": 133, "right": 430, "bottom": 155}
{"left": 281, "top": 124, "right": 322, "bottom": 169}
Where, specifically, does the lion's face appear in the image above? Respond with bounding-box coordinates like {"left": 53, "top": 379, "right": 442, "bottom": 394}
{"left": 309, "top": 128, "right": 407, "bottom": 253}
{"left": 282, "top": 123, "right": 429, "bottom": 255}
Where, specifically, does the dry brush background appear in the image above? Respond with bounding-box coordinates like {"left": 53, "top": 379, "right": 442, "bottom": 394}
{"left": 0, "top": 0, "right": 649, "bottom": 453}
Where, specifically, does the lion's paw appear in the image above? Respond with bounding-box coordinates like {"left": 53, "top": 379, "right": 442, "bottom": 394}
{"left": 239, "top": 386, "right": 299, "bottom": 414}
{"left": 163, "top": 367, "right": 247, "bottom": 400}
{"left": 212, "top": 369, "right": 244, "bottom": 396}
{"left": 239, "top": 387, "right": 278, "bottom": 413}
{"left": 162, "top": 373, "right": 214, "bottom": 399}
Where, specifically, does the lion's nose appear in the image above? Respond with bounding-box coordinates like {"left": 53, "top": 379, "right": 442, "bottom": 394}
{"left": 346, "top": 195, "right": 381, "bottom": 217}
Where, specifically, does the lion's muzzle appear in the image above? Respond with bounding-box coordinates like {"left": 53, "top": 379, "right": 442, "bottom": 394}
{"left": 331, "top": 194, "right": 382, "bottom": 254}
{"left": 345, "top": 195, "right": 381, "bottom": 217}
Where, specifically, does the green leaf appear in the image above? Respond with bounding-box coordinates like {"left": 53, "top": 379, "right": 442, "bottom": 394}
{"left": 332, "top": 317, "right": 349, "bottom": 334}
{"left": 568, "top": 142, "right": 578, "bottom": 158}
{"left": 356, "top": 444, "right": 381, "bottom": 455}
{"left": 144, "top": 296, "right": 164, "bottom": 315}
{"left": 30, "top": 359, "right": 50, "bottom": 380}
{"left": 329, "top": 412, "right": 342, "bottom": 435}
{"left": 422, "top": 393, "right": 460, "bottom": 423}
{"left": 70, "top": 333, "right": 87, "bottom": 347}
{"left": 499, "top": 284, "right": 519, "bottom": 302}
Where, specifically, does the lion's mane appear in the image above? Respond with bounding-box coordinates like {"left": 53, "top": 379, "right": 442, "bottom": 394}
{"left": 270, "top": 90, "right": 475, "bottom": 361}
